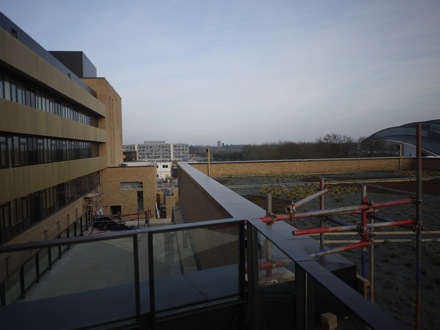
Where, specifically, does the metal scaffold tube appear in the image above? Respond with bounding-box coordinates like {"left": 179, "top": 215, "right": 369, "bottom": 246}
{"left": 259, "top": 197, "right": 415, "bottom": 224}
{"left": 292, "top": 220, "right": 416, "bottom": 236}
{"left": 256, "top": 138, "right": 424, "bottom": 328}
{"left": 416, "top": 124, "right": 423, "bottom": 330}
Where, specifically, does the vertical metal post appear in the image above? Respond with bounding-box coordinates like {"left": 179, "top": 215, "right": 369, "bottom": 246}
{"left": 207, "top": 147, "right": 211, "bottom": 177}
{"left": 295, "top": 265, "right": 314, "bottom": 329}
{"left": 48, "top": 247, "right": 52, "bottom": 270}
{"left": 35, "top": 253, "right": 40, "bottom": 283}
{"left": 148, "top": 232, "right": 156, "bottom": 321}
{"left": 319, "top": 178, "right": 325, "bottom": 250}
{"left": 246, "top": 223, "right": 260, "bottom": 329}
{"left": 238, "top": 221, "right": 246, "bottom": 329}
{"left": 361, "top": 185, "right": 368, "bottom": 278}
{"left": 57, "top": 235, "right": 62, "bottom": 260}
{"left": 266, "top": 193, "right": 272, "bottom": 216}
{"left": 399, "top": 143, "right": 403, "bottom": 170}
{"left": 133, "top": 234, "right": 141, "bottom": 324}
{"left": 0, "top": 281, "right": 5, "bottom": 306}
{"left": 20, "top": 267, "right": 25, "bottom": 300}
{"left": 265, "top": 194, "right": 273, "bottom": 278}
{"left": 415, "top": 124, "right": 423, "bottom": 330}
{"left": 367, "top": 184, "right": 374, "bottom": 303}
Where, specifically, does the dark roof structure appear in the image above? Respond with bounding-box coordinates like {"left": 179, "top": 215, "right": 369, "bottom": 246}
{"left": 363, "top": 119, "right": 440, "bottom": 156}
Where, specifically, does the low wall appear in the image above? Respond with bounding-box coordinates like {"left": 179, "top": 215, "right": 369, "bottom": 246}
{"left": 178, "top": 163, "right": 264, "bottom": 269}
{"left": 178, "top": 163, "right": 264, "bottom": 223}
{"left": 177, "top": 162, "right": 356, "bottom": 283}
{"left": 190, "top": 157, "right": 425, "bottom": 177}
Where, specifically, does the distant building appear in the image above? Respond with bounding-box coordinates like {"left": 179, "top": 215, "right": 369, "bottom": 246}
{"left": 172, "top": 143, "right": 190, "bottom": 161}
{"left": 123, "top": 144, "right": 137, "bottom": 152}
{"left": 123, "top": 150, "right": 137, "bottom": 162}
{"left": 156, "top": 162, "right": 172, "bottom": 180}
{"left": 138, "top": 141, "right": 170, "bottom": 161}
{"left": 364, "top": 119, "right": 440, "bottom": 157}
{"left": 123, "top": 141, "right": 189, "bottom": 161}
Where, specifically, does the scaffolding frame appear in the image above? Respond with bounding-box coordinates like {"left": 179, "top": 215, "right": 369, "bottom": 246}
{"left": 258, "top": 124, "right": 423, "bottom": 329}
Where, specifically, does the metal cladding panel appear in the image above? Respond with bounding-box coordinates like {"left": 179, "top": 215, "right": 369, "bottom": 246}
{"left": 50, "top": 51, "right": 97, "bottom": 78}
{"left": 0, "top": 12, "right": 96, "bottom": 96}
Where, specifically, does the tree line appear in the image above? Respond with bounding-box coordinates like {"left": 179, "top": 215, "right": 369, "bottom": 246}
{"left": 190, "top": 133, "right": 397, "bottom": 161}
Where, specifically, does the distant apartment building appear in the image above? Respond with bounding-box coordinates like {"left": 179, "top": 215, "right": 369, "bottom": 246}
{"left": 138, "top": 141, "right": 170, "bottom": 161}
{"left": 172, "top": 143, "right": 189, "bottom": 161}
{"left": 123, "top": 141, "right": 189, "bottom": 161}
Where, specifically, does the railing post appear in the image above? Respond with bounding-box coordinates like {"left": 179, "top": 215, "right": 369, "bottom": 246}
{"left": 246, "top": 223, "right": 260, "bottom": 329}
{"left": 48, "top": 247, "right": 52, "bottom": 270}
{"left": 132, "top": 234, "right": 141, "bottom": 324}
{"left": 238, "top": 221, "right": 246, "bottom": 329}
{"left": 20, "top": 266, "right": 25, "bottom": 300}
{"left": 295, "top": 265, "right": 314, "bottom": 329}
{"left": 35, "top": 253, "right": 40, "bottom": 283}
{"left": 148, "top": 232, "right": 155, "bottom": 322}
{"left": 319, "top": 178, "right": 325, "bottom": 250}
{"left": 415, "top": 123, "right": 423, "bottom": 330}
{"left": 0, "top": 281, "right": 6, "bottom": 306}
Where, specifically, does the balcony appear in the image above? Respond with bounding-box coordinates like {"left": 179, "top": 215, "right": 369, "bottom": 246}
{"left": 0, "top": 163, "right": 404, "bottom": 329}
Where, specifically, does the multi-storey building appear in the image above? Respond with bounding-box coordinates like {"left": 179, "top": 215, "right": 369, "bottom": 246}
{"left": 0, "top": 12, "right": 157, "bottom": 302}
{"left": 137, "top": 141, "right": 170, "bottom": 161}
{"left": 0, "top": 12, "right": 110, "bottom": 246}
{"left": 172, "top": 143, "right": 189, "bottom": 161}
{"left": 125, "top": 141, "right": 189, "bottom": 161}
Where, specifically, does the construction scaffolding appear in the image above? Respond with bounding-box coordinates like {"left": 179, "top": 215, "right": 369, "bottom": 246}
{"left": 258, "top": 124, "right": 424, "bottom": 329}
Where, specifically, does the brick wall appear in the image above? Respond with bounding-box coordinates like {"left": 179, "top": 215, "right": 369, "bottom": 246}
{"left": 101, "top": 166, "right": 157, "bottom": 220}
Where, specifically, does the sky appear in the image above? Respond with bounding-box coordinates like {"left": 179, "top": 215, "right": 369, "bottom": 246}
{"left": 1, "top": 0, "right": 439, "bottom": 145}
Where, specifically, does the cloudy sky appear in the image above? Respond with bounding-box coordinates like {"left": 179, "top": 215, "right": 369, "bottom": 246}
{"left": 1, "top": 0, "right": 439, "bottom": 145}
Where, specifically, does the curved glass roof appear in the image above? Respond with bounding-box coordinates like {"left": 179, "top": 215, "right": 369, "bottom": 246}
{"left": 363, "top": 119, "right": 440, "bottom": 156}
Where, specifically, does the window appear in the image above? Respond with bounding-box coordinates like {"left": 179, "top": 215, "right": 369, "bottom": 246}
{"left": 19, "top": 137, "right": 28, "bottom": 165}
{"left": 0, "top": 68, "right": 97, "bottom": 127}
{"left": 4, "top": 74, "right": 11, "bottom": 100}
{"left": 120, "top": 182, "right": 143, "bottom": 190}
{"left": 16, "top": 82, "right": 24, "bottom": 104}
{"left": 137, "top": 191, "right": 144, "bottom": 211}
{"left": 0, "top": 136, "right": 7, "bottom": 168}
{"left": 0, "top": 70, "right": 3, "bottom": 98}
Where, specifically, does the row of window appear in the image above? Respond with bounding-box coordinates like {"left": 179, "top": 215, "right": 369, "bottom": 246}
{"left": 0, "top": 173, "right": 98, "bottom": 243}
{"left": 139, "top": 152, "right": 171, "bottom": 155}
{"left": 138, "top": 146, "right": 171, "bottom": 150}
{"left": 0, "top": 67, "right": 98, "bottom": 127}
{"left": 0, "top": 133, "right": 99, "bottom": 168}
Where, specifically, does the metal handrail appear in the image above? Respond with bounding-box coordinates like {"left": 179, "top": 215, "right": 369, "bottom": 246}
{"left": 0, "top": 217, "right": 242, "bottom": 254}
{"left": 1, "top": 217, "right": 404, "bottom": 329}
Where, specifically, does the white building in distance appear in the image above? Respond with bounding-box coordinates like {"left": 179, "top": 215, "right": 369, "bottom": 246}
{"left": 123, "top": 141, "right": 189, "bottom": 161}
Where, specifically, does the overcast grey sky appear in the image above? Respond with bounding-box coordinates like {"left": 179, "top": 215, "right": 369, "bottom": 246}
{"left": 1, "top": 0, "right": 439, "bottom": 145}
